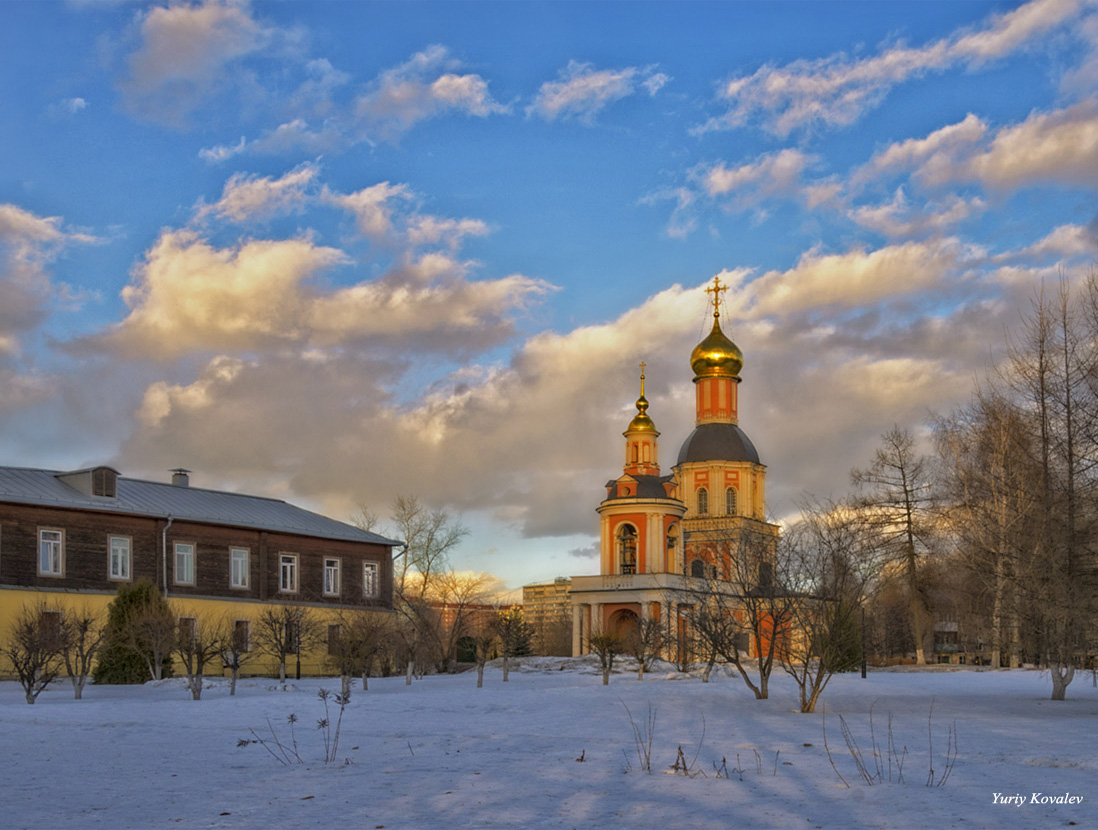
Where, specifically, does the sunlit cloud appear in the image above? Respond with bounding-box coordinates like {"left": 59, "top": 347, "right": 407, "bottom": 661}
{"left": 848, "top": 189, "right": 986, "bottom": 238}
{"left": 528, "top": 60, "right": 667, "bottom": 123}
{"left": 698, "top": 0, "right": 1088, "bottom": 136}
{"left": 195, "top": 162, "right": 319, "bottom": 223}
{"left": 354, "top": 45, "right": 507, "bottom": 141}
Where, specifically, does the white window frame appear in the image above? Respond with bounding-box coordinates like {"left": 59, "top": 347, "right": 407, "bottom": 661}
{"left": 109, "top": 535, "right": 131, "bottom": 581}
{"left": 38, "top": 528, "right": 64, "bottom": 576}
{"left": 174, "top": 542, "right": 196, "bottom": 586}
{"left": 323, "top": 557, "right": 341, "bottom": 597}
{"left": 363, "top": 561, "right": 378, "bottom": 598}
{"left": 279, "top": 553, "right": 298, "bottom": 594}
{"left": 230, "top": 547, "right": 249, "bottom": 589}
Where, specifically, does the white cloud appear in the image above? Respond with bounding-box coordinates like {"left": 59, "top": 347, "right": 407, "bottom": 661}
{"left": 848, "top": 189, "right": 985, "bottom": 238}
{"left": 354, "top": 45, "right": 507, "bottom": 141}
{"left": 744, "top": 239, "right": 973, "bottom": 317}
{"left": 701, "top": 149, "right": 811, "bottom": 201}
{"left": 996, "top": 223, "right": 1098, "bottom": 260}
{"left": 196, "top": 162, "right": 319, "bottom": 223}
{"left": 528, "top": 60, "right": 666, "bottom": 123}
{"left": 964, "top": 100, "right": 1098, "bottom": 189}
{"left": 120, "top": 0, "right": 272, "bottom": 126}
{"left": 859, "top": 113, "right": 988, "bottom": 185}
{"left": 698, "top": 0, "right": 1087, "bottom": 136}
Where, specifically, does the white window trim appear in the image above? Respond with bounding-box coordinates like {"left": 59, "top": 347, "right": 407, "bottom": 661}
{"left": 109, "top": 535, "right": 132, "bottom": 581}
{"left": 363, "top": 561, "right": 378, "bottom": 598}
{"left": 174, "top": 541, "right": 196, "bottom": 586}
{"left": 230, "top": 547, "right": 250, "bottom": 590}
{"left": 38, "top": 528, "right": 64, "bottom": 576}
{"left": 279, "top": 553, "right": 298, "bottom": 594}
{"left": 323, "top": 557, "right": 341, "bottom": 597}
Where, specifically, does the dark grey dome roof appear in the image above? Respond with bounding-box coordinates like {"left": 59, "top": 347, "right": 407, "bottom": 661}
{"left": 676, "top": 423, "right": 760, "bottom": 465}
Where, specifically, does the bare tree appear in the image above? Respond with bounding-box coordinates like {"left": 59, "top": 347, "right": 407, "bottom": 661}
{"left": 390, "top": 496, "right": 469, "bottom": 600}
{"left": 124, "top": 599, "right": 177, "bottom": 682}
{"left": 493, "top": 606, "right": 532, "bottom": 682}
{"left": 586, "top": 630, "right": 622, "bottom": 685}
{"left": 934, "top": 390, "right": 1034, "bottom": 669}
{"left": 220, "top": 617, "right": 255, "bottom": 696}
{"left": 417, "top": 570, "right": 495, "bottom": 673}
{"left": 853, "top": 426, "right": 936, "bottom": 664}
{"left": 781, "top": 502, "right": 880, "bottom": 713}
{"left": 172, "top": 609, "right": 226, "bottom": 700}
{"left": 60, "top": 606, "right": 104, "bottom": 700}
{"left": 681, "top": 522, "right": 794, "bottom": 699}
{"left": 471, "top": 618, "right": 498, "bottom": 689}
{"left": 254, "top": 605, "right": 321, "bottom": 684}
{"left": 4, "top": 604, "right": 65, "bottom": 704}
{"left": 624, "top": 617, "right": 666, "bottom": 681}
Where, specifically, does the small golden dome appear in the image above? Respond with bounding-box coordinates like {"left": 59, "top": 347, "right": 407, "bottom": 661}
{"left": 627, "top": 394, "right": 658, "bottom": 433}
{"left": 690, "top": 316, "right": 743, "bottom": 379}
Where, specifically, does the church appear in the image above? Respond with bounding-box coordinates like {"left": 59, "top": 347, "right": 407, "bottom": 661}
{"left": 570, "top": 276, "right": 780, "bottom": 659}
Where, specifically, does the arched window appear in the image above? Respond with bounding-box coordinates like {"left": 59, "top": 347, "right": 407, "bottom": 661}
{"left": 726, "top": 487, "right": 737, "bottom": 515}
{"left": 618, "top": 524, "right": 637, "bottom": 574}
{"left": 690, "top": 559, "right": 707, "bottom": 578}
{"left": 697, "top": 487, "right": 708, "bottom": 515}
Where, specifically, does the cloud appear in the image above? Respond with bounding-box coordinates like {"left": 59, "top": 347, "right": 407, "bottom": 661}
{"left": 0, "top": 204, "right": 96, "bottom": 355}
{"left": 528, "top": 60, "right": 666, "bottom": 123}
{"left": 995, "top": 223, "right": 1098, "bottom": 260}
{"left": 119, "top": 0, "right": 273, "bottom": 126}
{"left": 858, "top": 113, "right": 988, "bottom": 185}
{"left": 963, "top": 100, "right": 1098, "bottom": 189}
{"left": 354, "top": 45, "right": 507, "bottom": 141}
{"left": 743, "top": 238, "right": 974, "bottom": 317}
{"left": 698, "top": 0, "right": 1087, "bottom": 136}
{"left": 700, "top": 149, "right": 812, "bottom": 204}
{"left": 195, "top": 162, "right": 319, "bottom": 223}
{"left": 325, "top": 181, "right": 491, "bottom": 250}
{"left": 848, "top": 189, "right": 986, "bottom": 238}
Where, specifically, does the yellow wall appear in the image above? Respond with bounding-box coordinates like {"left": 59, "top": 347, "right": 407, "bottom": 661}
{"left": 0, "top": 585, "right": 390, "bottom": 680}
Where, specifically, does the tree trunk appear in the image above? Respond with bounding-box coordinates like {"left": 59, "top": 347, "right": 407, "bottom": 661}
{"left": 476, "top": 663, "right": 484, "bottom": 688}
{"left": 341, "top": 673, "right": 351, "bottom": 700}
{"left": 279, "top": 659, "right": 287, "bottom": 685}
{"left": 405, "top": 659, "right": 414, "bottom": 686}
{"left": 602, "top": 666, "right": 610, "bottom": 685}
{"left": 72, "top": 678, "right": 85, "bottom": 700}
{"left": 1050, "top": 662, "right": 1075, "bottom": 700}
{"left": 502, "top": 653, "right": 509, "bottom": 682}
{"left": 637, "top": 664, "right": 644, "bottom": 681}
{"left": 230, "top": 666, "right": 239, "bottom": 696}
{"left": 701, "top": 657, "right": 714, "bottom": 683}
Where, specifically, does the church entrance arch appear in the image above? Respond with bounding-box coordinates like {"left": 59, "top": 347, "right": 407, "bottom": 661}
{"left": 608, "top": 608, "right": 639, "bottom": 639}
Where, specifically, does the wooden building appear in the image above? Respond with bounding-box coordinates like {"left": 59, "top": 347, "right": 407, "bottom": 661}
{"left": 0, "top": 464, "right": 400, "bottom": 677}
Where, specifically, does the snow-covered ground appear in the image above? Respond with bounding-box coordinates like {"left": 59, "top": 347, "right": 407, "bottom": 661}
{"left": 3, "top": 658, "right": 1096, "bottom": 829}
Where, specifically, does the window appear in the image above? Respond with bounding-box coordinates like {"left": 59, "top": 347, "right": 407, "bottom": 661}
{"left": 363, "top": 562, "right": 378, "bottom": 598}
{"left": 174, "top": 542, "right": 195, "bottom": 585}
{"left": 233, "top": 619, "right": 251, "bottom": 653}
{"left": 109, "top": 536, "right": 131, "bottom": 581}
{"left": 230, "top": 548, "right": 249, "bottom": 589}
{"left": 690, "top": 559, "right": 707, "bottom": 578}
{"left": 327, "top": 623, "right": 342, "bottom": 656}
{"left": 617, "top": 524, "right": 637, "bottom": 574}
{"left": 726, "top": 487, "right": 737, "bottom": 515}
{"left": 279, "top": 554, "right": 298, "bottom": 593}
{"left": 177, "top": 616, "right": 196, "bottom": 647}
{"left": 39, "top": 609, "right": 63, "bottom": 649}
{"left": 324, "top": 558, "right": 341, "bottom": 596}
{"left": 92, "top": 467, "right": 116, "bottom": 498}
{"left": 38, "top": 529, "right": 63, "bottom": 576}
{"left": 697, "top": 487, "right": 708, "bottom": 515}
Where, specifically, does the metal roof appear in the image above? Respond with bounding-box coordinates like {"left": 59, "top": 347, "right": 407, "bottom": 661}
{"left": 0, "top": 466, "right": 401, "bottom": 547}
{"left": 675, "top": 423, "right": 761, "bottom": 465}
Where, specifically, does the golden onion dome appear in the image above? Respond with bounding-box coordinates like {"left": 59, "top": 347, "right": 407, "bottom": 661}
{"left": 690, "top": 315, "right": 743, "bottom": 380}
{"left": 627, "top": 394, "right": 658, "bottom": 433}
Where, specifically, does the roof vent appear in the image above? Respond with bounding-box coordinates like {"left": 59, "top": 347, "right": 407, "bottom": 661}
{"left": 170, "top": 468, "right": 191, "bottom": 487}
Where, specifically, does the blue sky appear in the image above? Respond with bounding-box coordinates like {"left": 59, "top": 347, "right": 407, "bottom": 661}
{"left": 3, "top": 0, "right": 1097, "bottom": 590}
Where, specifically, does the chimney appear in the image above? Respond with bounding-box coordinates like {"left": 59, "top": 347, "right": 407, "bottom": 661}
{"left": 170, "top": 468, "right": 191, "bottom": 487}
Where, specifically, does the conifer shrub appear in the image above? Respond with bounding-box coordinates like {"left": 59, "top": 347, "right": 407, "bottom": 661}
{"left": 93, "top": 579, "right": 173, "bottom": 684}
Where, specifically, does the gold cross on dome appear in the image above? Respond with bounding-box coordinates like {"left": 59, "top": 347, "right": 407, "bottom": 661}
{"left": 705, "top": 275, "right": 727, "bottom": 316}
{"left": 639, "top": 361, "right": 646, "bottom": 394}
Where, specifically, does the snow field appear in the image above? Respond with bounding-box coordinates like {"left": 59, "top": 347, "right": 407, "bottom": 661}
{"left": 2, "top": 659, "right": 1096, "bottom": 829}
